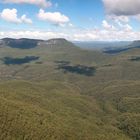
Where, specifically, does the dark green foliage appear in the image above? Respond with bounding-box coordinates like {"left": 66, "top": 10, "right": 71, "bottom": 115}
{"left": 2, "top": 56, "right": 39, "bottom": 65}
{"left": 56, "top": 61, "right": 96, "bottom": 76}
{"left": 118, "top": 114, "right": 140, "bottom": 140}
{"left": 130, "top": 56, "right": 140, "bottom": 61}
{"left": 0, "top": 80, "right": 135, "bottom": 140}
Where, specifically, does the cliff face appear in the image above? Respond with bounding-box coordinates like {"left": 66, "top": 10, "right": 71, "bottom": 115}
{"left": 0, "top": 38, "right": 72, "bottom": 49}
{"left": 0, "top": 38, "right": 43, "bottom": 49}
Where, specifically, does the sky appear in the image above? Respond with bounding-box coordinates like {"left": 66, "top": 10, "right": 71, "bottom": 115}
{"left": 0, "top": 0, "right": 140, "bottom": 41}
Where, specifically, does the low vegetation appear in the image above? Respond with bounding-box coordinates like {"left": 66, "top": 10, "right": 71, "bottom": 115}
{"left": 0, "top": 38, "right": 139, "bottom": 140}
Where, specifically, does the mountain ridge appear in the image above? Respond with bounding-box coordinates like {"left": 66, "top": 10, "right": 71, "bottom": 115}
{"left": 0, "top": 38, "right": 73, "bottom": 49}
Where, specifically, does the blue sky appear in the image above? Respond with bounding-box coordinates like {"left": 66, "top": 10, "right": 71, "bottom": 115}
{"left": 0, "top": 0, "right": 140, "bottom": 41}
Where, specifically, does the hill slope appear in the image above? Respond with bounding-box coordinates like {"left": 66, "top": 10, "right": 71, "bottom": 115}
{"left": 0, "top": 80, "right": 140, "bottom": 140}
{"left": 0, "top": 38, "right": 139, "bottom": 140}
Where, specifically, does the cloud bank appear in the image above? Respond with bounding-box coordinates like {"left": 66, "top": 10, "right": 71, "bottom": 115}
{"left": 103, "top": 0, "right": 140, "bottom": 16}
{"left": 2, "top": 0, "right": 52, "bottom": 8}
{"left": 0, "top": 25, "right": 139, "bottom": 41}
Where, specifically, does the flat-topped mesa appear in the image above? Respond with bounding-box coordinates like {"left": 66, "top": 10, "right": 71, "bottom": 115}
{"left": 46, "top": 38, "right": 70, "bottom": 45}
{"left": 0, "top": 38, "right": 76, "bottom": 49}
{"left": 0, "top": 37, "right": 70, "bottom": 44}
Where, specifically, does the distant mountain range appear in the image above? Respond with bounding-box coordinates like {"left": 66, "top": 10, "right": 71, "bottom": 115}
{"left": 103, "top": 40, "right": 140, "bottom": 54}
{"left": 74, "top": 40, "right": 140, "bottom": 54}
{"left": 1, "top": 38, "right": 139, "bottom": 55}
{"left": 74, "top": 41, "right": 132, "bottom": 50}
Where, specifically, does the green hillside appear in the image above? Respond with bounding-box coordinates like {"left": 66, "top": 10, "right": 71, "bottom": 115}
{"left": 0, "top": 38, "right": 140, "bottom": 140}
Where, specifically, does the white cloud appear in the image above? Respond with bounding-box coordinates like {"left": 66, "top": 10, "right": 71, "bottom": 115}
{"left": 103, "top": 0, "right": 140, "bottom": 16}
{"left": 102, "top": 18, "right": 133, "bottom": 33}
{"left": 0, "top": 8, "right": 21, "bottom": 23}
{"left": 21, "top": 15, "right": 32, "bottom": 24}
{"left": 123, "top": 24, "right": 133, "bottom": 31}
{"left": 0, "top": 8, "right": 32, "bottom": 24}
{"left": 107, "top": 15, "right": 129, "bottom": 23}
{"left": 2, "top": 0, "right": 52, "bottom": 8}
{"left": 102, "top": 20, "right": 116, "bottom": 30}
{"left": 37, "top": 9, "right": 70, "bottom": 26}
